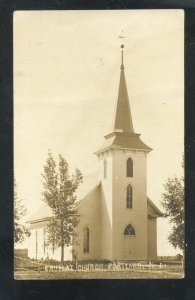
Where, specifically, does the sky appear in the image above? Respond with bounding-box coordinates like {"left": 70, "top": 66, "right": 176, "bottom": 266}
{"left": 14, "top": 10, "right": 184, "bottom": 256}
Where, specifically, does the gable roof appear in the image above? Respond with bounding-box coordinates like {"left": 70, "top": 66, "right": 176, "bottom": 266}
{"left": 147, "top": 197, "right": 163, "bottom": 218}
{"left": 28, "top": 195, "right": 163, "bottom": 225}
{"left": 27, "top": 172, "right": 100, "bottom": 223}
{"left": 27, "top": 203, "right": 52, "bottom": 223}
{"left": 27, "top": 169, "right": 163, "bottom": 223}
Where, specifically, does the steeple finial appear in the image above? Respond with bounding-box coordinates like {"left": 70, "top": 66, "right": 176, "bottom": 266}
{"left": 119, "top": 30, "right": 125, "bottom": 69}
{"left": 113, "top": 37, "right": 135, "bottom": 133}
{"left": 94, "top": 41, "right": 152, "bottom": 155}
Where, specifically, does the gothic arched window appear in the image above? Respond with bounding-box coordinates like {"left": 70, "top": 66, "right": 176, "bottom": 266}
{"left": 126, "top": 184, "right": 133, "bottom": 209}
{"left": 83, "top": 227, "right": 90, "bottom": 253}
{"left": 127, "top": 157, "right": 133, "bottom": 177}
{"left": 124, "top": 224, "right": 135, "bottom": 236}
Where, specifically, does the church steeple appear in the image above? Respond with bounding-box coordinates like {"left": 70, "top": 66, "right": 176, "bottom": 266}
{"left": 94, "top": 44, "right": 152, "bottom": 155}
{"left": 113, "top": 44, "right": 134, "bottom": 133}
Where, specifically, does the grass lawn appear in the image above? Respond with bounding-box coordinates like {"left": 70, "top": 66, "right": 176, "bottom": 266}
{"left": 14, "top": 268, "right": 184, "bottom": 280}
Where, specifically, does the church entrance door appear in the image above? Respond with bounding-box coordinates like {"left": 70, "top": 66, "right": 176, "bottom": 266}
{"left": 123, "top": 236, "right": 137, "bottom": 260}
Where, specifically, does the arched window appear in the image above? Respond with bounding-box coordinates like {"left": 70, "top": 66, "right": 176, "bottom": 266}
{"left": 127, "top": 158, "right": 133, "bottom": 177}
{"left": 83, "top": 227, "right": 89, "bottom": 253}
{"left": 126, "top": 184, "right": 133, "bottom": 209}
{"left": 124, "top": 224, "right": 135, "bottom": 236}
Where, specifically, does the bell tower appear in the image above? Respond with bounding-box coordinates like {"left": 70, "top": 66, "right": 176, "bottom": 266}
{"left": 95, "top": 44, "right": 152, "bottom": 261}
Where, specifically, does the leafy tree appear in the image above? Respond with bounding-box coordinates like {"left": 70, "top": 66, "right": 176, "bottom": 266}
{"left": 161, "top": 159, "right": 184, "bottom": 251}
{"left": 42, "top": 152, "right": 83, "bottom": 262}
{"left": 14, "top": 180, "right": 30, "bottom": 245}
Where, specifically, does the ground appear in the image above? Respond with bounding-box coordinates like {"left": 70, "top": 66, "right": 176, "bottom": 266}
{"left": 15, "top": 267, "right": 184, "bottom": 280}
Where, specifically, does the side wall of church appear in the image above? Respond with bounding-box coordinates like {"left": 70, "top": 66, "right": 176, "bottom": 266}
{"left": 28, "top": 221, "right": 71, "bottom": 261}
{"left": 98, "top": 152, "right": 113, "bottom": 260}
{"left": 73, "top": 186, "right": 100, "bottom": 261}
{"left": 112, "top": 150, "right": 148, "bottom": 260}
{"left": 28, "top": 221, "right": 48, "bottom": 260}
{"left": 147, "top": 217, "right": 157, "bottom": 260}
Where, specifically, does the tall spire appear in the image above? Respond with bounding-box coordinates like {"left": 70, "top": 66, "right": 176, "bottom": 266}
{"left": 113, "top": 44, "right": 134, "bottom": 133}
{"left": 121, "top": 44, "right": 124, "bottom": 68}
{"left": 94, "top": 43, "right": 152, "bottom": 155}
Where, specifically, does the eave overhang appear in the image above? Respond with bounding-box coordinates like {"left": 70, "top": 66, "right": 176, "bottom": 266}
{"left": 147, "top": 197, "right": 163, "bottom": 218}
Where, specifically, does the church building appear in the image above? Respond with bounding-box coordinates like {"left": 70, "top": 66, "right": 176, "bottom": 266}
{"left": 28, "top": 45, "right": 163, "bottom": 261}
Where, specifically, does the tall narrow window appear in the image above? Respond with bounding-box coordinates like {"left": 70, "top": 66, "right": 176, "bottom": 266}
{"left": 83, "top": 227, "right": 90, "bottom": 253}
{"left": 127, "top": 157, "right": 133, "bottom": 177}
{"left": 103, "top": 159, "right": 107, "bottom": 179}
{"left": 124, "top": 224, "right": 135, "bottom": 236}
{"left": 126, "top": 184, "right": 133, "bottom": 209}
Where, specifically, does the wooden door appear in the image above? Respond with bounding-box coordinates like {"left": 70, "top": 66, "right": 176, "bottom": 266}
{"left": 123, "top": 236, "right": 137, "bottom": 260}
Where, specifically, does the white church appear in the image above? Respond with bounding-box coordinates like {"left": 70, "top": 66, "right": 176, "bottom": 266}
{"left": 28, "top": 45, "right": 163, "bottom": 262}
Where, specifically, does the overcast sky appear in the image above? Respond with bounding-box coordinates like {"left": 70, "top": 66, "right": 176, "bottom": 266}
{"left": 14, "top": 10, "right": 184, "bottom": 256}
